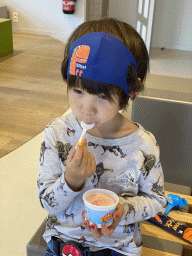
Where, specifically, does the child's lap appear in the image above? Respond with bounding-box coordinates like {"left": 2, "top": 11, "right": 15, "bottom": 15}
{"left": 45, "top": 236, "right": 126, "bottom": 256}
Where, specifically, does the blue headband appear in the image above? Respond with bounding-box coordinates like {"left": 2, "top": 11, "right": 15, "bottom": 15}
{"left": 67, "top": 32, "right": 138, "bottom": 96}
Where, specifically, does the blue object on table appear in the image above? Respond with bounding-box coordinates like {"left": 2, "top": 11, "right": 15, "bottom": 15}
{"left": 164, "top": 193, "right": 187, "bottom": 214}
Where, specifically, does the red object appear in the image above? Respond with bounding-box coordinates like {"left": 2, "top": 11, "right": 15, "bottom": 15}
{"left": 62, "top": 244, "right": 83, "bottom": 256}
{"left": 63, "top": 0, "right": 76, "bottom": 14}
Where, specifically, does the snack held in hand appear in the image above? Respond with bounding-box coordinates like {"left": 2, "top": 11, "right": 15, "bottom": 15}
{"left": 86, "top": 193, "right": 116, "bottom": 206}
{"left": 83, "top": 189, "right": 119, "bottom": 228}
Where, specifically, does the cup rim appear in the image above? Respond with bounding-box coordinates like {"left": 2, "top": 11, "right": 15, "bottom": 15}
{"left": 83, "top": 188, "right": 119, "bottom": 209}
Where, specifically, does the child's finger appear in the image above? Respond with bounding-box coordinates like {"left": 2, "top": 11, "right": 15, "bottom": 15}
{"left": 82, "top": 212, "right": 103, "bottom": 238}
{"left": 90, "top": 153, "right": 96, "bottom": 173}
{"left": 66, "top": 144, "right": 77, "bottom": 162}
{"left": 74, "top": 138, "right": 88, "bottom": 162}
{"left": 80, "top": 138, "right": 88, "bottom": 166}
{"left": 78, "top": 137, "right": 87, "bottom": 149}
{"left": 86, "top": 152, "right": 96, "bottom": 176}
{"left": 86, "top": 154, "right": 92, "bottom": 174}
{"left": 84, "top": 220, "right": 91, "bottom": 232}
{"left": 82, "top": 211, "right": 92, "bottom": 232}
{"left": 101, "top": 223, "right": 112, "bottom": 237}
{"left": 72, "top": 143, "right": 84, "bottom": 165}
{"left": 101, "top": 203, "right": 124, "bottom": 237}
{"left": 113, "top": 203, "right": 124, "bottom": 223}
{"left": 90, "top": 224, "right": 103, "bottom": 239}
{"left": 82, "top": 136, "right": 87, "bottom": 145}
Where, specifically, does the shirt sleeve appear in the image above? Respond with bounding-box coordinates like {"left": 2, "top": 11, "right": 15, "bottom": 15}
{"left": 119, "top": 139, "right": 167, "bottom": 226}
{"left": 37, "top": 125, "right": 83, "bottom": 214}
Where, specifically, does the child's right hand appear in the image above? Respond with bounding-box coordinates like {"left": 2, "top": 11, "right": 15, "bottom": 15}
{"left": 65, "top": 137, "right": 96, "bottom": 191}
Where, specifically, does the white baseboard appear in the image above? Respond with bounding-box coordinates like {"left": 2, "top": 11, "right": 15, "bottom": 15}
{"left": 12, "top": 27, "right": 69, "bottom": 43}
{"left": 151, "top": 42, "right": 192, "bottom": 52}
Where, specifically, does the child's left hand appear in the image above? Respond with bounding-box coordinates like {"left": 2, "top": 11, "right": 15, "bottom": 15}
{"left": 82, "top": 203, "right": 124, "bottom": 238}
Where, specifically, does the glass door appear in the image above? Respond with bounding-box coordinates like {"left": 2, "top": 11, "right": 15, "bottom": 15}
{"left": 136, "top": 0, "right": 156, "bottom": 53}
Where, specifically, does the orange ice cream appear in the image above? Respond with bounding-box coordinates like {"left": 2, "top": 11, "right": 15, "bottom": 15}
{"left": 86, "top": 193, "right": 116, "bottom": 206}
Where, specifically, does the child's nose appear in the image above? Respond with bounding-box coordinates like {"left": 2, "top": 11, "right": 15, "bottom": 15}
{"left": 82, "top": 105, "right": 96, "bottom": 115}
{"left": 82, "top": 97, "right": 96, "bottom": 115}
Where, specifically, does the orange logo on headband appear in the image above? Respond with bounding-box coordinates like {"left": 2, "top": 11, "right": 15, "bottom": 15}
{"left": 70, "top": 45, "right": 90, "bottom": 77}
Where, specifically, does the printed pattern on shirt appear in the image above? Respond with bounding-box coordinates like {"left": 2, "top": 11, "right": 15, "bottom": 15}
{"left": 88, "top": 142, "right": 126, "bottom": 158}
{"left": 39, "top": 141, "right": 51, "bottom": 166}
{"left": 140, "top": 150, "right": 156, "bottom": 179}
{"left": 42, "top": 190, "right": 59, "bottom": 208}
{"left": 91, "top": 162, "right": 113, "bottom": 187}
{"left": 67, "top": 127, "right": 75, "bottom": 137}
{"left": 152, "top": 175, "right": 165, "bottom": 197}
{"left": 55, "top": 141, "right": 72, "bottom": 166}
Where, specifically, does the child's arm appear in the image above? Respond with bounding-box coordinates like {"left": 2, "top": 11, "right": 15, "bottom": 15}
{"left": 119, "top": 150, "right": 167, "bottom": 226}
{"left": 37, "top": 127, "right": 95, "bottom": 215}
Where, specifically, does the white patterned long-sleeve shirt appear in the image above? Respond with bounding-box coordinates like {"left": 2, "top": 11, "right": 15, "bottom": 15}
{"left": 37, "top": 112, "right": 166, "bottom": 256}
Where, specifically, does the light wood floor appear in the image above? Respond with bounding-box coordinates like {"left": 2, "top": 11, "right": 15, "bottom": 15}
{"left": 0, "top": 33, "right": 70, "bottom": 157}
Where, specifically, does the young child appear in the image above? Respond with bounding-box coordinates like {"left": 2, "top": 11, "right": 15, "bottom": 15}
{"left": 38, "top": 18, "right": 166, "bottom": 256}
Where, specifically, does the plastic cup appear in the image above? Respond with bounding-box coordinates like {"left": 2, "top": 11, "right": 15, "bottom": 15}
{"left": 83, "top": 189, "right": 119, "bottom": 228}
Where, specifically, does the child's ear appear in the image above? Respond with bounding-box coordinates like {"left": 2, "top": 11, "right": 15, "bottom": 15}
{"left": 129, "top": 92, "right": 138, "bottom": 99}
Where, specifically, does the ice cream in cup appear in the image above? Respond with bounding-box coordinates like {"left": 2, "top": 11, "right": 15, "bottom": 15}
{"left": 83, "top": 189, "right": 119, "bottom": 228}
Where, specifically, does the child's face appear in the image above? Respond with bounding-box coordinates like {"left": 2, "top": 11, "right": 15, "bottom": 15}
{"left": 68, "top": 87, "right": 121, "bottom": 130}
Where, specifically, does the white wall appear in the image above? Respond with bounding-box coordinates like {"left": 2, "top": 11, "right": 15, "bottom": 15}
{"left": 3, "top": 0, "right": 191, "bottom": 50}
{"left": 1, "top": 0, "right": 86, "bottom": 43}
{"left": 108, "top": 0, "right": 137, "bottom": 29}
{"left": 151, "top": 0, "right": 192, "bottom": 51}
{"left": 108, "top": 0, "right": 192, "bottom": 51}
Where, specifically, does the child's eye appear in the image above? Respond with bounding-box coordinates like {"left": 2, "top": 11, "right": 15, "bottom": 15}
{"left": 98, "top": 94, "right": 107, "bottom": 100}
{"left": 73, "top": 89, "right": 83, "bottom": 94}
